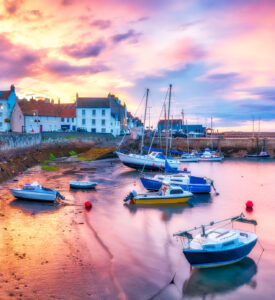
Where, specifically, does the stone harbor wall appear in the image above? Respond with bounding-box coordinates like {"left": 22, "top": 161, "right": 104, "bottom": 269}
{"left": 0, "top": 133, "right": 41, "bottom": 152}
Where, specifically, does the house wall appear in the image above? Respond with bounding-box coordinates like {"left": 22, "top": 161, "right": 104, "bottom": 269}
{"left": 24, "top": 116, "right": 61, "bottom": 133}
{"left": 61, "top": 117, "right": 76, "bottom": 131}
{"left": 11, "top": 102, "right": 24, "bottom": 132}
{"left": 76, "top": 107, "right": 120, "bottom": 136}
{"left": 0, "top": 100, "right": 10, "bottom": 132}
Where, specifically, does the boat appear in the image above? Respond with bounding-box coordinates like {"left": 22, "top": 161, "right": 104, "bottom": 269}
{"left": 173, "top": 213, "right": 257, "bottom": 268}
{"left": 116, "top": 151, "right": 180, "bottom": 171}
{"left": 10, "top": 182, "right": 64, "bottom": 202}
{"left": 199, "top": 150, "right": 223, "bottom": 161}
{"left": 179, "top": 154, "right": 199, "bottom": 162}
{"left": 69, "top": 181, "right": 97, "bottom": 189}
{"left": 140, "top": 173, "right": 212, "bottom": 193}
{"left": 124, "top": 184, "right": 193, "bottom": 205}
{"left": 245, "top": 151, "right": 270, "bottom": 158}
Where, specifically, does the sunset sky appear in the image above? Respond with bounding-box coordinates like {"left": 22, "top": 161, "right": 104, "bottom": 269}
{"left": 0, "top": 0, "right": 274, "bottom": 131}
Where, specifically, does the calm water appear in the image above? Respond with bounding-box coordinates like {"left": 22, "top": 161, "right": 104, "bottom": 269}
{"left": 1, "top": 158, "right": 275, "bottom": 299}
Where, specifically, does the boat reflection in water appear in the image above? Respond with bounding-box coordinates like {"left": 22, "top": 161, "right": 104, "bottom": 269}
{"left": 182, "top": 257, "right": 257, "bottom": 298}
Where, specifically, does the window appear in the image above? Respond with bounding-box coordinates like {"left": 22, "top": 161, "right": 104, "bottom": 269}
{"left": 101, "top": 128, "right": 106, "bottom": 133}
{"left": 101, "top": 119, "right": 105, "bottom": 126}
{"left": 91, "top": 128, "right": 96, "bottom": 133}
{"left": 82, "top": 119, "right": 86, "bottom": 125}
{"left": 0, "top": 122, "right": 2, "bottom": 127}
{"left": 111, "top": 129, "right": 113, "bottom": 133}
{"left": 0, "top": 112, "right": 2, "bottom": 117}
{"left": 72, "top": 118, "right": 74, "bottom": 122}
{"left": 170, "top": 189, "right": 183, "bottom": 195}
{"left": 102, "top": 109, "right": 105, "bottom": 116}
{"left": 0, "top": 104, "right": 3, "bottom": 109}
{"left": 82, "top": 109, "right": 85, "bottom": 116}
{"left": 19, "top": 115, "right": 21, "bottom": 120}
{"left": 92, "top": 110, "right": 96, "bottom": 116}
{"left": 92, "top": 119, "right": 96, "bottom": 125}
{"left": 67, "top": 118, "right": 69, "bottom": 123}
{"left": 61, "top": 117, "right": 64, "bottom": 122}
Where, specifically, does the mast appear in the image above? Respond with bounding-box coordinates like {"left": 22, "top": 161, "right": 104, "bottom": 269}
{"left": 140, "top": 88, "right": 149, "bottom": 154}
{"left": 166, "top": 84, "right": 172, "bottom": 157}
{"left": 181, "top": 109, "right": 184, "bottom": 133}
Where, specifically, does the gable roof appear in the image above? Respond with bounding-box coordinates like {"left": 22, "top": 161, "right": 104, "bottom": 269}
{"left": 0, "top": 91, "right": 12, "bottom": 100}
{"left": 18, "top": 100, "right": 60, "bottom": 117}
{"left": 59, "top": 104, "right": 76, "bottom": 118}
{"left": 158, "top": 119, "right": 182, "bottom": 125}
{"left": 77, "top": 97, "right": 110, "bottom": 108}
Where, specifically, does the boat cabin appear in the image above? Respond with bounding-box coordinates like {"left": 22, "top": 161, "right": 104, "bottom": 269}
{"left": 149, "top": 152, "right": 166, "bottom": 160}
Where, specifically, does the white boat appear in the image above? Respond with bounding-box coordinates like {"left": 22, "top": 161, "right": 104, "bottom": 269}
{"left": 116, "top": 151, "right": 180, "bottom": 170}
{"left": 174, "top": 214, "right": 257, "bottom": 268}
{"left": 179, "top": 156, "right": 199, "bottom": 162}
{"left": 70, "top": 181, "right": 97, "bottom": 189}
{"left": 124, "top": 184, "right": 193, "bottom": 204}
{"left": 199, "top": 150, "right": 223, "bottom": 161}
{"left": 10, "top": 182, "right": 63, "bottom": 202}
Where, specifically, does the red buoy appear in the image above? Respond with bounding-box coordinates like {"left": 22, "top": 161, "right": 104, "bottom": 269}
{"left": 152, "top": 163, "right": 155, "bottom": 167}
{"left": 19, "top": 172, "right": 21, "bottom": 175}
{"left": 184, "top": 168, "right": 187, "bottom": 171}
{"left": 246, "top": 200, "right": 253, "bottom": 209}
{"left": 12, "top": 170, "right": 15, "bottom": 174}
{"left": 160, "top": 164, "right": 163, "bottom": 168}
{"left": 85, "top": 201, "right": 92, "bottom": 209}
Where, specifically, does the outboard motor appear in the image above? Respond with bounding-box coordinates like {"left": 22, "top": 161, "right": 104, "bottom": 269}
{"left": 124, "top": 190, "right": 137, "bottom": 202}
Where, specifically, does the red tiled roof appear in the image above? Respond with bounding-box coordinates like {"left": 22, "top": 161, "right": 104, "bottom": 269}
{"left": 60, "top": 106, "right": 76, "bottom": 118}
{"left": 18, "top": 100, "right": 60, "bottom": 117}
{"left": 0, "top": 91, "right": 11, "bottom": 100}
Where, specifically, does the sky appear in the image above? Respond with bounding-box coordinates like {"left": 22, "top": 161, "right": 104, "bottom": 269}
{"left": 0, "top": 0, "right": 274, "bottom": 131}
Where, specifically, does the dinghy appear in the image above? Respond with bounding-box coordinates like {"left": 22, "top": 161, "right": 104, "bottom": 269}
{"left": 69, "top": 181, "right": 97, "bottom": 189}
{"left": 245, "top": 151, "right": 270, "bottom": 158}
{"left": 174, "top": 213, "right": 257, "bottom": 268}
{"left": 124, "top": 184, "right": 193, "bottom": 205}
{"left": 199, "top": 150, "right": 223, "bottom": 162}
{"left": 10, "top": 182, "right": 64, "bottom": 202}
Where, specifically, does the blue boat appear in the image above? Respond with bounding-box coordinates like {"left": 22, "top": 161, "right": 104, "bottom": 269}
{"left": 174, "top": 214, "right": 258, "bottom": 268}
{"left": 140, "top": 174, "right": 211, "bottom": 193}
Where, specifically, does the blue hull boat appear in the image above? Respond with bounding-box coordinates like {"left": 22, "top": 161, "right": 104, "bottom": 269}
{"left": 140, "top": 176, "right": 211, "bottom": 194}
{"left": 174, "top": 214, "right": 258, "bottom": 268}
{"left": 184, "top": 239, "right": 257, "bottom": 268}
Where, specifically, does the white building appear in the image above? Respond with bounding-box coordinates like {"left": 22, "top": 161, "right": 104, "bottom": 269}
{"left": 11, "top": 99, "right": 61, "bottom": 133}
{"left": 60, "top": 104, "right": 76, "bottom": 131}
{"left": 76, "top": 95, "right": 125, "bottom": 136}
{"left": 0, "top": 85, "right": 16, "bottom": 132}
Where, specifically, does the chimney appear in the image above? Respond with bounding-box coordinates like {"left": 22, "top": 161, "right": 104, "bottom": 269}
{"left": 10, "top": 84, "right": 15, "bottom": 92}
{"left": 58, "top": 98, "right": 60, "bottom": 105}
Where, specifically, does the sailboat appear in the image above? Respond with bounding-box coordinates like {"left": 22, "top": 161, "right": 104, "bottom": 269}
{"left": 116, "top": 87, "right": 180, "bottom": 170}
{"left": 173, "top": 213, "right": 257, "bottom": 268}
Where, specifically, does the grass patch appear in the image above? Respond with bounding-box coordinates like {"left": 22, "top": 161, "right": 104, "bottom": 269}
{"left": 41, "top": 165, "right": 60, "bottom": 171}
{"left": 69, "top": 150, "right": 77, "bottom": 156}
{"left": 49, "top": 153, "right": 56, "bottom": 160}
{"left": 78, "top": 147, "right": 116, "bottom": 161}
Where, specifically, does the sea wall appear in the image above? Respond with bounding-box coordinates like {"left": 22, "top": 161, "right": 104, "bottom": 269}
{"left": 0, "top": 133, "right": 41, "bottom": 151}
{"left": 145, "top": 137, "right": 275, "bottom": 157}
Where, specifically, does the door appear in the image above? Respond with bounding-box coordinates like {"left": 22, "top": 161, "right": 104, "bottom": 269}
{"left": 40, "top": 125, "right": 43, "bottom": 132}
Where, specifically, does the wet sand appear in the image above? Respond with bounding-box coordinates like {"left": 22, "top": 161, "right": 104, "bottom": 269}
{"left": 0, "top": 158, "right": 275, "bottom": 299}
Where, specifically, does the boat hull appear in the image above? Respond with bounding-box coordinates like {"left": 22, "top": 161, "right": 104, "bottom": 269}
{"left": 199, "top": 157, "right": 223, "bottom": 162}
{"left": 116, "top": 152, "right": 180, "bottom": 170}
{"left": 140, "top": 177, "right": 211, "bottom": 193}
{"left": 70, "top": 182, "right": 97, "bottom": 189}
{"left": 183, "top": 238, "right": 257, "bottom": 268}
{"left": 179, "top": 158, "right": 199, "bottom": 162}
{"left": 245, "top": 154, "right": 270, "bottom": 158}
{"left": 134, "top": 195, "right": 192, "bottom": 204}
{"left": 10, "top": 189, "right": 57, "bottom": 202}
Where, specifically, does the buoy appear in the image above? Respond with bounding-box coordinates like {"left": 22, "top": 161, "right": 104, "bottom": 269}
{"left": 246, "top": 200, "right": 253, "bottom": 209}
{"left": 160, "top": 164, "right": 163, "bottom": 168}
{"left": 19, "top": 172, "right": 21, "bottom": 175}
{"left": 184, "top": 168, "right": 187, "bottom": 171}
{"left": 12, "top": 170, "right": 15, "bottom": 174}
{"left": 85, "top": 201, "right": 92, "bottom": 209}
{"left": 152, "top": 163, "right": 155, "bottom": 167}
{"left": 133, "top": 182, "right": 136, "bottom": 186}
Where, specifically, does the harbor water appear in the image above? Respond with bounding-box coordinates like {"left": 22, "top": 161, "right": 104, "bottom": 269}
{"left": 0, "top": 158, "right": 274, "bottom": 299}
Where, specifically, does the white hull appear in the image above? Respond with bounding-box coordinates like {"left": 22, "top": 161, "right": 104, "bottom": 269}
{"left": 179, "top": 157, "right": 199, "bottom": 162}
{"left": 10, "top": 189, "right": 57, "bottom": 202}
{"left": 199, "top": 157, "right": 223, "bottom": 162}
{"left": 116, "top": 152, "right": 180, "bottom": 170}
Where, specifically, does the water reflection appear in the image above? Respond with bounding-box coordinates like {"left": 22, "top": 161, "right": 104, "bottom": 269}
{"left": 9, "top": 199, "right": 60, "bottom": 215}
{"left": 182, "top": 257, "right": 257, "bottom": 298}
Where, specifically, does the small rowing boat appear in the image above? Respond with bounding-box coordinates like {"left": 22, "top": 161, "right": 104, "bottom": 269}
{"left": 124, "top": 184, "right": 193, "bottom": 205}
{"left": 70, "top": 181, "right": 97, "bottom": 189}
{"left": 174, "top": 213, "right": 257, "bottom": 268}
